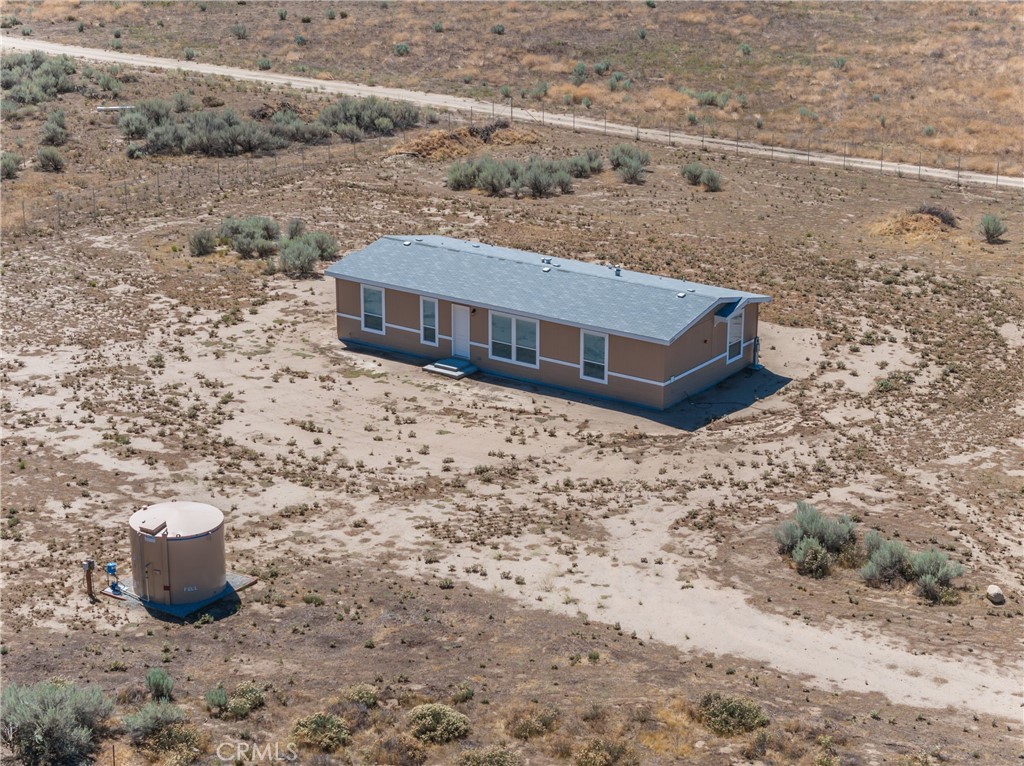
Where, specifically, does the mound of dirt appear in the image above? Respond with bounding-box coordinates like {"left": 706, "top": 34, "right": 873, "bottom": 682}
{"left": 390, "top": 126, "right": 539, "bottom": 160}
{"left": 870, "top": 212, "right": 956, "bottom": 239}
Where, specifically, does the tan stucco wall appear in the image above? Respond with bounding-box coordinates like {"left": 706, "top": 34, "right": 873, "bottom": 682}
{"left": 332, "top": 277, "right": 762, "bottom": 411}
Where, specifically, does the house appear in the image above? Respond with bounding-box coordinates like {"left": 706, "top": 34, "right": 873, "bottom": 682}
{"left": 325, "top": 236, "right": 771, "bottom": 410}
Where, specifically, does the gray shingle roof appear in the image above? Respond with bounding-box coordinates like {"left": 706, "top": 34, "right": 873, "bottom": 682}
{"left": 325, "top": 236, "right": 770, "bottom": 344}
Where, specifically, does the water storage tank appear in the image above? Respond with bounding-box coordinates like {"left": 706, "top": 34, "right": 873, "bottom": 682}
{"left": 128, "top": 502, "right": 226, "bottom": 605}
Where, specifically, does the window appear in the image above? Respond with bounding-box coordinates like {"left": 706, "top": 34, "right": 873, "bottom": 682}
{"left": 490, "top": 313, "right": 538, "bottom": 367}
{"left": 420, "top": 297, "right": 438, "bottom": 345}
{"left": 361, "top": 286, "right": 384, "bottom": 333}
{"left": 581, "top": 332, "right": 607, "bottom": 382}
{"left": 727, "top": 311, "right": 744, "bottom": 362}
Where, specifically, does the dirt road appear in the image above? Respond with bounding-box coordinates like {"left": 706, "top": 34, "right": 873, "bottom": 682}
{"left": 3, "top": 35, "right": 1019, "bottom": 190}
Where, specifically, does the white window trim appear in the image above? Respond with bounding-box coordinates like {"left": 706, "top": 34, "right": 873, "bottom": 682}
{"left": 580, "top": 330, "right": 608, "bottom": 384}
{"left": 360, "top": 285, "right": 385, "bottom": 335}
{"left": 420, "top": 296, "right": 439, "bottom": 347}
{"left": 488, "top": 311, "right": 540, "bottom": 369}
{"left": 726, "top": 311, "right": 744, "bottom": 363}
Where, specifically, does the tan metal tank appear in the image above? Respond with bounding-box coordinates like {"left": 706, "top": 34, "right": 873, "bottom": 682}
{"left": 128, "top": 502, "right": 226, "bottom": 605}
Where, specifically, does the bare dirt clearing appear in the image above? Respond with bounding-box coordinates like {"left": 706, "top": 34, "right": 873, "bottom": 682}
{"left": 2, "top": 62, "right": 1023, "bottom": 765}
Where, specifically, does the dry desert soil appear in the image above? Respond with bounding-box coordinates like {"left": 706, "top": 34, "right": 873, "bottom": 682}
{"left": 1, "top": 11, "right": 1023, "bottom": 766}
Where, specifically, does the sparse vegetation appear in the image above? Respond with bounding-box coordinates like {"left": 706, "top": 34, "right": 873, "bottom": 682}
{"left": 697, "top": 693, "right": 769, "bottom": 736}
{"left": 773, "top": 502, "right": 856, "bottom": 577}
{"left": 407, "top": 703, "right": 470, "bottom": 743}
{"left": 293, "top": 712, "right": 350, "bottom": 752}
{"left": 1, "top": 682, "right": 113, "bottom": 766}
{"left": 574, "top": 738, "right": 640, "bottom": 766}
{"left": 36, "top": 146, "right": 65, "bottom": 172}
{"left": 505, "top": 704, "right": 559, "bottom": 740}
{"left": 145, "top": 668, "right": 174, "bottom": 700}
{"left": 980, "top": 214, "right": 1007, "bottom": 243}
{"left": 1, "top": 151, "right": 21, "bottom": 180}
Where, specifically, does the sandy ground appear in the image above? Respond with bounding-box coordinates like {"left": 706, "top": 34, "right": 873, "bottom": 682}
{"left": 2, "top": 65, "right": 1023, "bottom": 762}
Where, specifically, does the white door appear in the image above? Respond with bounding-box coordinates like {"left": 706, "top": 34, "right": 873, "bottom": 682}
{"left": 452, "top": 305, "right": 471, "bottom": 359}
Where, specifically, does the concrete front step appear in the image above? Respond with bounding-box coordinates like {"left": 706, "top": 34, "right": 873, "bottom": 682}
{"left": 424, "top": 357, "right": 479, "bottom": 380}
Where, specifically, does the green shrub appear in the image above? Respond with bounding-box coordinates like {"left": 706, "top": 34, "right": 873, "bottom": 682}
{"left": 505, "top": 704, "right": 559, "bottom": 740}
{"left": 279, "top": 236, "right": 321, "bottom": 277}
{"left": 1, "top": 682, "right": 113, "bottom": 766}
{"left": 792, "top": 537, "right": 830, "bottom": 578}
{"left": 368, "top": 733, "right": 426, "bottom": 766}
{"left": 979, "top": 214, "right": 1007, "bottom": 243}
{"left": 286, "top": 217, "right": 306, "bottom": 239}
{"left": 584, "top": 147, "right": 603, "bottom": 172}
{"left": 145, "top": 669, "right": 174, "bottom": 701}
{"left": 860, "top": 539, "right": 910, "bottom": 585}
{"left": 1, "top": 151, "right": 21, "bottom": 180}
{"left": 394, "top": 43, "right": 410, "bottom": 56}
{"left": 306, "top": 230, "right": 339, "bottom": 260}
{"left": 189, "top": 229, "right": 216, "bottom": 256}
{"left": 475, "top": 157, "right": 512, "bottom": 196}
{"left": 459, "top": 746, "right": 523, "bottom": 766}
{"left": 347, "top": 683, "right": 378, "bottom": 707}
{"left": 231, "top": 24, "right": 248, "bottom": 39}
{"left": 571, "top": 61, "right": 587, "bottom": 86}
{"left": 277, "top": 8, "right": 287, "bottom": 20}
{"left": 616, "top": 157, "right": 645, "bottom": 184}
{"left": 681, "top": 162, "right": 704, "bottom": 185}
{"left": 123, "top": 701, "right": 185, "bottom": 744}
{"left": 450, "top": 683, "right": 474, "bottom": 704}
{"left": 697, "top": 693, "right": 768, "bottom": 736}
{"left": 41, "top": 114, "right": 67, "bottom": 146}
{"left": 334, "top": 123, "right": 364, "bottom": 143}
{"left": 36, "top": 146, "right": 64, "bottom": 171}
{"left": 183, "top": 47, "right": 196, "bottom": 61}
{"left": 491, "top": 24, "right": 505, "bottom": 35}
{"left": 793, "top": 501, "right": 855, "bottom": 554}
{"left": 319, "top": 94, "right": 419, "bottom": 136}
{"left": 594, "top": 60, "right": 611, "bottom": 75}
{"left": 257, "top": 57, "right": 271, "bottom": 70}
{"left": 863, "top": 529, "right": 884, "bottom": 558}
{"left": 738, "top": 42, "right": 752, "bottom": 56}
{"left": 573, "top": 738, "right": 640, "bottom": 766}
{"left": 408, "top": 703, "right": 470, "bottom": 743}
{"left": 327, "top": 8, "right": 337, "bottom": 19}
{"left": 293, "top": 712, "right": 350, "bottom": 752}
{"left": 119, "top": 110, "right": 151, "bottom": 139}
{"left": 432, "top": 20, "right": 442, "bottom": 32}
{"left": 221, "top": 681, "right": 266, "bottom": 720}
{"left": 523, "top": 162, "right": 556, "bottom": 198}
{"left": 447, "top": 161, "right": 478, "bottom": 191}
{"left": 295, "top": 34, "right": 308, "bottom": 46}
{"left": 204, "top": 686, "right": 228, "bottom": 714}
{"left": 773, "top": 520, "right": 802, "bottom": 554}
{"left": 553, "top": 168, "right": 573, "bottom": 193}
{"left": 916, "top": 574, "right": 941, "bottom": 602}
{"left": 608, "top": 72, "right": 631, "bottom": 91}
{"left": 700, "top": 167, "right": 722, "bottom": 192}
{"left": 608, "top": 143, "right": 649, "bottom": 169}
{"left": 909, "top": 548, "right": 964, "bottom": 587}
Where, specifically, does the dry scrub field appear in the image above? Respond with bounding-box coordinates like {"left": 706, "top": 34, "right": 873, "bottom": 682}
{"left": 2, "top": 53, "right": 1024, "bottom": 766}
{"left": 5, "top": 0, "right": 1024, "bottom": 174}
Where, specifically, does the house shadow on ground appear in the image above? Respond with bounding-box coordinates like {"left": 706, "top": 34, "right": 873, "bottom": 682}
{"left": 343, "top": 344, "right": 791, "bottom": 431}
{"left": 476, "top": 365, "right": 792, "bottom": 432}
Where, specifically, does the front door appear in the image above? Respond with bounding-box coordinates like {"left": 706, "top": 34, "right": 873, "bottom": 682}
{"left": 452, "top": 305, "right": 471, "bottom": 359}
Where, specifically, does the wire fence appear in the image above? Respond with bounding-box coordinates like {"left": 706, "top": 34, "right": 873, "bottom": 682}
{"left": 10, "top": 103, "right": 1020, "bottom": 237}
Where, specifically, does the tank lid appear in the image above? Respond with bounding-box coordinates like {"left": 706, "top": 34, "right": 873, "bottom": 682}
{"left": 129, "top": 502, "right": 224, "bottom": 538}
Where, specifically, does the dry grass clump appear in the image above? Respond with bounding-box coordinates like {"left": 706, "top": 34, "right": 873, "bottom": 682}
{"left": 871, "top": 210, "right": 959, "bottom": 239}
{"left": 505, "top": 704, "right": 560, "bottom": 740}
{"left": 368, "top": 733, "right": 427, "bottom": 766}
{"left": 391, "top": 121, "right": 538, "bottom": 160}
